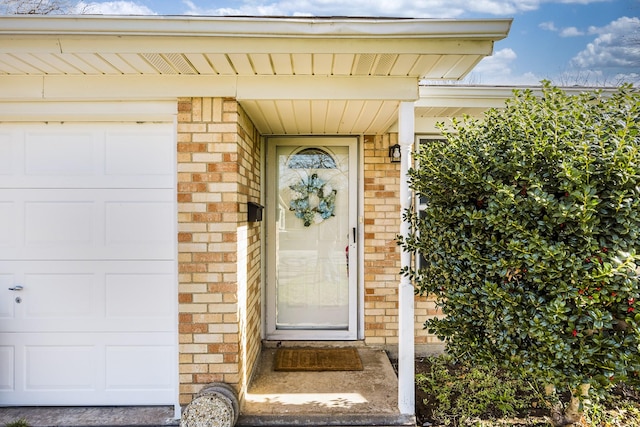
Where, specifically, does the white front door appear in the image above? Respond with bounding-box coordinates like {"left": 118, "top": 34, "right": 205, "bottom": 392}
{"left": 0, "top": 122, "right": 177, "bottom": 405}
{"left": 266, "top": 137, "right": 358, "bottom": 340}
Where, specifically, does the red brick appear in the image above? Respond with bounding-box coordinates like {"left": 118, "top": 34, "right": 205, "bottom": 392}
{"left": 207, "top": 343, "right": 239, "bottom": 354}
{"left": 194, "top": 374, "right": 224, "bottom": 384}
{"left": 178, "top": 183, "right": 207, "bottom": 193}
{"left": 178, "top": 293, "right": 193, "bottom": 303}
{"left": 192, "top": 213, "right": 223, "bottom": 222}
{"left": 178, "top": 143, "right": 207, "bottom": 153}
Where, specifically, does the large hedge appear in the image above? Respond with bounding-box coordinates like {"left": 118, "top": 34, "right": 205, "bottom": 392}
{"left": 401, "top": 83, "right": 640, "bottom": 403}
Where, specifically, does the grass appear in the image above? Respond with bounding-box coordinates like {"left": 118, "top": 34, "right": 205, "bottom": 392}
{"left": 414, "top": 355, "right": 640, "bottom": 427}
{"left": 4, "top": 419, "right": 29, "bottom": 427}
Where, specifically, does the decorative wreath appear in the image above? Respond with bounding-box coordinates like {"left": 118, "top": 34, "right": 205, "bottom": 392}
{"left": 289, "top": 173, "right": 337, "bottom": 226}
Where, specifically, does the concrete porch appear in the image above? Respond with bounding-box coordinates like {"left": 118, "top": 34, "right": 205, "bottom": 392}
{"left": 237, "top": 342, "right": 415, "bottom": 427}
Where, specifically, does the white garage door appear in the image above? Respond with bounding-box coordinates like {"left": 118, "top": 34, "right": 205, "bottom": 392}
{"left": 0, "top": 122, "right": 177, "bottom": 405}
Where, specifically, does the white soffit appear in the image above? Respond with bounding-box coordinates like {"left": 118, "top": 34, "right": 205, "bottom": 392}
{"left": 0, "top": 16, "right": 512, "bottom": 80}
{"left": 0, "top": 16, "right": 512, "bottom": 135}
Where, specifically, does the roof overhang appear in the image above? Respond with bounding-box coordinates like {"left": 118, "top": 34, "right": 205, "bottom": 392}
{"left": 0, "top": 15, "right": 512, "bottom": 134}
{"left": 408, "top": 84, "right": 621, "bottom": 134}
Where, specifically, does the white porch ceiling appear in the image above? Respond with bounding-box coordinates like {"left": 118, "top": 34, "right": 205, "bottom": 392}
{"left": 0, "top": 16, "right": 512, "bottom": 135}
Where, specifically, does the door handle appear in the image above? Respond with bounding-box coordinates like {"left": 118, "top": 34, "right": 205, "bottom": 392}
{"left": 353, "top": 227, "right": 356, "bottom": 243}
{"left": 8, "top": 285, "right": 23, "bottom": 291}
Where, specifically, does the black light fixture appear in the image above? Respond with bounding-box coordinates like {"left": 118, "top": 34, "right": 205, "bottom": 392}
{"left": 389, "top": 143, "right": 401, "bottom": 163}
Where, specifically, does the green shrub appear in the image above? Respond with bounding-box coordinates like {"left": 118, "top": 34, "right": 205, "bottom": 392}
{"left": 5, "top": 419, "right": 30, "bottom": 427}
{"left": 416, "top": 355, "right": 545, "bottom": 426}
{"left": 401, "top": 83, "right": 640, "bottom": 408}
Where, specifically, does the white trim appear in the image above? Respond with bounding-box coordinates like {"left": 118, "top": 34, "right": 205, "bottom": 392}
{"left": 397, "top": 101, "right": 415, "bottom": 416}
{"left": 357, "top": 136, "right": 365, "bottom": 340}
{"left": 0, "top": 15, "right": 512, "bottom": 40}
{"left": 264, "top": 136, "right": 359, "bottom": 341}
{"left": 1, "top": 36, "right": 504, "bottom": 56}
{"left": 0, "top": 100, "right": 177, "bottom": 121}
{"left": 417, "top": 85, "right": 619, "bottom": 108}
{"left": 171, "top": 115, "right": 181, "bottom": 420}
{"left": 236, "top": 76, "right": 419, "bottom": 101}
{"left": 0, "top": 75, "right": 418, "bottom": 102}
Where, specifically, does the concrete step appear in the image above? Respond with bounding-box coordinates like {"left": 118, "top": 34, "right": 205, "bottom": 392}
{"left": 237, "top": 413, "right": 416, "bottom": 427}
{"left": 0, "top": 407, "right": 179, "bottom": 427}
{"left": 0, "top": 407, "right": 416, "bottom": 427}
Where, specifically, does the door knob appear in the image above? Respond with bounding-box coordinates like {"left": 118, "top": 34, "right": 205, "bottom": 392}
{"left": 8, "top": 285, "right": 23, "bottom": 291}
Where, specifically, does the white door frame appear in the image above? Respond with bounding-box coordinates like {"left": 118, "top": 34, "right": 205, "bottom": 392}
{"left": 264, "top": 136, "right": 359, "bottom": 341}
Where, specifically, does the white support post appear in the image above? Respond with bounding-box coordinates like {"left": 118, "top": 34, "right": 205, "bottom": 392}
{"left": 397, "top": 101, "right": 415, "bottom": 416}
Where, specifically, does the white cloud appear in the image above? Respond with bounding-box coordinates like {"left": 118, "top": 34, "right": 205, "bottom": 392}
{"left": 179, "top": 0, "right": 611, "bottom": 18}
{"left": 464, "top": 48, "right": 548, "bottom": 85}
{"left": 64, "top": 0, "right": 615, "bottom": 18}
{"left": 539, "top": 21, "right": 558, "bottom": 31}
{"left": 463, "top": 48, "right": 516, "bottom": 83}
{"left": 75, "top": 1, "right": 156, "bottom": 14}
{"left": 559, "top": 26, "right": 584, "bottom": 37}
{"left": 571, "top": 16, "right": 640, "bottom": 69}
{"left": 540, "top": 21, "right": 585, "bottom": 37}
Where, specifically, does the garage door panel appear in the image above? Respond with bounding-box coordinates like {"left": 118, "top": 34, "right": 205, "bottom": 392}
{"left": 26, "top": 345, "right": 96, "bottom": 391}
{"left": 0, "top": 123, "right": 175, "bottom": 189}
{"left": 105, "top": 201, "right": 174, "bottom": 249}
{"left": 105, "top": 345, "right": 174, "bottom": 390}
{"left": 105, "top": 130, "right": 174, "bottom": 177}
{"left": 25, "top": 201, "right": 95, "bottom": 246}
{"left": 1, "top": 333, "right": 175, "bottom": 405}
{"left": 0, "top": 132, "right": 13, "bottom": 175}
{"left": 0, "top": 202, "right": 16, "bottom": 247}
{"left": 1, "top": 261, "right": 175, "bottom": 333}
{"left": 0, "top": 346, "right": 14, "bottom": 391}
{"left": 106, "top": 273, "right": 174, "bottom": 319}
{"left": 25, "top": 273, "right": 97, "bottom": 319}
{"left": 0, "top": 189, "right": 174, "bottom": 260}
{"left": 25, "top": 130, "right": 96, "bottom": 177}
{"left": 0, "top": 275, "right": 16, "bottom": 319}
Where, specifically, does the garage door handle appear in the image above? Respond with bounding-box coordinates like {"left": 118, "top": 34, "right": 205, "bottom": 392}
{"left": 8, "top": 285, "right": 23, "bottom": 291}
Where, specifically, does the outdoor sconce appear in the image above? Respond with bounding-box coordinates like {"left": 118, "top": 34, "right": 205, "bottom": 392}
{"left": 389, "top": 143, "right": 401, "bottom": 163}
{"left": 247, "top": 202, "right": 264, "bottom": 222}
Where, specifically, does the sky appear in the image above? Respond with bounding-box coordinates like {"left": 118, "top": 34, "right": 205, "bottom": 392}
{"left": 23, "top": 0, "right": 640, "bottom": 86}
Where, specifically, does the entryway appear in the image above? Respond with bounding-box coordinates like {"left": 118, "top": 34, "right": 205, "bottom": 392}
{"left": 238, "top": 342, "right": 414, "bottom": 427}
{"left": 265, "top": 137, "right": 359, "bottom": 340}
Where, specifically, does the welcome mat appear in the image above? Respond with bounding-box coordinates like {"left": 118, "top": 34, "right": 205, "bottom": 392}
{"left": 274, "top": 347, "right": 364, "bottom": 372}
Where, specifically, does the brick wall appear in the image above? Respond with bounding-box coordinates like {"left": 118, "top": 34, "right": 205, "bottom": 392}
{"left": 176, "top": 97, "right": 262, "bottom": 406}
{"left": 362, "top": 134, "right": 441, "bottom": 352}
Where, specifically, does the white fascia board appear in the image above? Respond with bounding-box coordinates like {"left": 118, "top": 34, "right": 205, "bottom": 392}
{"left": 0, "top": 100, "right": 176, "bottom": 121}
{"left": 417, "top": 84, "right": 619, "bottom": 109}
{"left": 0, "top": 36, "right": 497, "bottom": 57}
{"left": 0, "top": 76, "right": 44, "bottom": 99}
{"left": 39, "top": 75, "right": 237, "bottom": 100}
{"left": 417, "top": 85, "right": 517, "bottom": 108}
{"left": 0, "top": 15, "right": 512, "bottom": 40}
{"left": 0, "top": 74, "right": 418, "bottom": 102}
{"left": 0, "top": 75, "right": 236, "bottom": 100}
{"left": 237, "top": 76, "right": 418, "bottom": 101}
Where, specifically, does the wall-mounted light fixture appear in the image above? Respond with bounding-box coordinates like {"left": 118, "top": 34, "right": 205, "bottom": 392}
{"left": 389, "top": 143, "right": 401, "bottom": 163}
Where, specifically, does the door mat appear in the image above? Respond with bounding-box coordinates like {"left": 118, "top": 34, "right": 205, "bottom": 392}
{"left": 274, "top": 347, "right": 363, "bottom": 372}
